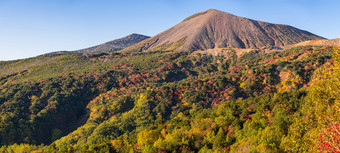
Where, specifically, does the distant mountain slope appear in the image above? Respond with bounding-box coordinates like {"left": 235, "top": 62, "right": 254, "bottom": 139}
{"left": 73, "top": 33, "right": 150, "bottom": 53}
{"left": 282, "top": 38, "right": 340, "bottom": 50}
{"left": 122, "top": 9, "right": 323, "bottom": 52}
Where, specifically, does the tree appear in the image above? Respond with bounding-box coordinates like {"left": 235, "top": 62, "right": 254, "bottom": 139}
{"left": 213, "top": 128, "right": 226, "bottom": 150}
{"left": 137, "top": 129, "right": 160, "bottom": 147}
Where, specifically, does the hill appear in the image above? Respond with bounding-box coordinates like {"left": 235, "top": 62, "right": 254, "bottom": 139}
{"left": 282, "top": 38, "right": 340, "bottom": 50}
{"left": 45, "top": 34, "right": 150, "bottom": 55}
{"left": 74, "top": 33, "right": 150, "bottom": 53}
{"left": 122, "top": 9, "right": 323, "bottom": 52}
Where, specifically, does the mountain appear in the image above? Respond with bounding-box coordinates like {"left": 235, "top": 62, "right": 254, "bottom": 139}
{"left": 122, "top": 9, "right": 323, "bottom": 52}
{"left": 73, "top": 33, "right": 150, "bottom": 53}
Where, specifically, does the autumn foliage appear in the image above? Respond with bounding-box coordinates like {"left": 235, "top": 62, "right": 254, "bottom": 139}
{"left": 0, "top": 46, "right": 338, "bottom": 152}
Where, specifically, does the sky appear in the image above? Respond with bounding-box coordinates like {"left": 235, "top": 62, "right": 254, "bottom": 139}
{"left": 0, "top": 0, "right": 339, "bottom": 61}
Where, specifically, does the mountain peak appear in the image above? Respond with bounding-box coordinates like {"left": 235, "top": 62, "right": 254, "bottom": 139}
{"left": 204, "top": 9, "right": 221, "bottom": 13}
{"left": 128, "top": 33, "right": 147, "bottom": 37}
{"left": 122, "top": 9, "right": 323, "bottom": 52}
{"left": 181, "top": 9, "right": 233, "bottom": 22}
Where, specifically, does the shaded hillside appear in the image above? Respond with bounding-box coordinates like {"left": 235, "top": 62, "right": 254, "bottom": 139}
{"left": 74, "top": 33, "right": 150, "bottom": 53}
{"left": 122, "top": 9, "right": 323, "bottom": 52}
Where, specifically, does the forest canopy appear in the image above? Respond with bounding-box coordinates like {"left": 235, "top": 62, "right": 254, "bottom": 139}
{"left": 0, "top": 46, "right": 339, "bottom": 152}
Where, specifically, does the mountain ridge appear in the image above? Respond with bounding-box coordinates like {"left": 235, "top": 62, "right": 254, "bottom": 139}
{"left": 73, "top": 33, "right": 150, "bottom": 53}
{"left": 44, "top": 33, "right": 150, "bottom": 55}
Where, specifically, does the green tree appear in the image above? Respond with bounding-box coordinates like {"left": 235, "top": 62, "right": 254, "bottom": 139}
{"left": 213, "top": 128, "right": 226, "bottom": 150}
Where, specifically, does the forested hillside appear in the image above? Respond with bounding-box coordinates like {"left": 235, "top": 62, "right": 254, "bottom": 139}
{"left": 0, "top": 46, "right": 339, "bottom": 152}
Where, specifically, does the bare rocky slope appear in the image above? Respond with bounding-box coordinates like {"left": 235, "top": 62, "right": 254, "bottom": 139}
{"left": 122, "top": 9, "right": 324, "bottom": 52}
{"left": 74, "top": 33, "right": 150, "bottom": 53}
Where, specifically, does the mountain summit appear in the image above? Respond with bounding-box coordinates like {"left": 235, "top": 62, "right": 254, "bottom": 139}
{"left": 123, "top": 9, "right": 323, "bottom": 52}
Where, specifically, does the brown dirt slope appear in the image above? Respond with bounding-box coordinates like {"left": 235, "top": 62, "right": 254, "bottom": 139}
{"left": 122, "top": 9, "right": 324, "bottom": 53}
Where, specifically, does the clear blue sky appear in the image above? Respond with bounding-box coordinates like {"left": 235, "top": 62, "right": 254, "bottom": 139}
{"left": 1, "top": 0, "right": 339, "bottom": 61}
